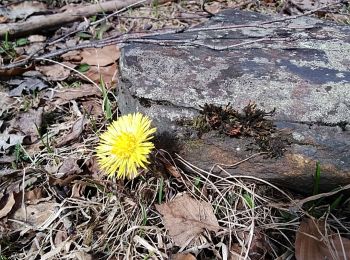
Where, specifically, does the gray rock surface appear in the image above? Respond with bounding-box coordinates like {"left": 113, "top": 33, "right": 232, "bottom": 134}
{"left": 118, "top": 9, "right": 350, "bottom": 192}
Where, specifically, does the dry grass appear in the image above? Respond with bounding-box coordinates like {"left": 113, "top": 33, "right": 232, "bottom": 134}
{"left": 3, "top": 147, "right": 349, "bottom": 259}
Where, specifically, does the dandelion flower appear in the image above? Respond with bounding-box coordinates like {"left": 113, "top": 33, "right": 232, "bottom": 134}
{"left": 96, "top": 113, "right": 156, "bottom": 179}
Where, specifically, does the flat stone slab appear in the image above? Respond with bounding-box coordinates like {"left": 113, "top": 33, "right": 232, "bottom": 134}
{"left": 118, "top": 9, "right": 350, "bottom": 192}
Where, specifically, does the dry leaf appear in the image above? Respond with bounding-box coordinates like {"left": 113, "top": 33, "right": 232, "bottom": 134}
{"left": 229, "top": 243, "right": 244, "bottom": 260}
{"left": 84, "top": 63, "right": 118, "bottom": 87}
{"left": 10, "top": 107, "right": 43, "bottom": 142}
{"left": 8, "top": 77, "right": 48, "bottom": 97}
{"left": 81, "top": 45, "right": 120, "bottom": 66}
{"left": 11, "top": 202, "right": 57, "bottom": 230}
{"left": 71, "top": 182, "right": 86, "bottom": 198}
{"left": 36, "top": 64, "right": 71, "bottom": 81}
{"left": 57, "top": 157, "right": 82, "bottom": 177}
{"left": 0, "top": 192, "right": 16, "bottom": 219}
{"left": 0, "top": 133, "right": 29, "bottom": 151}
{"left": 81, "top": 99, "right": 103, "bottom": 117}
{"left": 54, "top": 229, "right": 68, "bottom": 247}
{"left": 295, "top": 218, "right": 350, "bottom": 260}
{"left": 155, "top": 193, "right": 220, "bottom": 247}
{"left": 2, "top": 1, "right": 47, "bottom": 20}
{"left": 172, "top": 253, "right": 197, "bottom": 260}
{"left": 49, "top": 84, "right": 101, "bottom": 102}
{"left": 159, "top": 157, "right": 181, "bottom": 178}
{"left": 282, "top": 0, "right": 337, "bottom": 15}
{"left": 0, "top": 65, "right": 34, "bottom": 77}
{"left": 0, "top": 155, "right": 16, "bottom": 164}
{"left": 28, "top": 35, "right": 46, "bottom": 43}
{"left": 25, "top": 187, "right": 43, "bottom": 204}
{"left": 55, "top": 116, "right": 88, "bottom": 147}
{"left": 0, "top": 92, "right": 17, "bottom": 117}
{"left": 206, "top": 2, "right": 222, "bottom": 14}
{"left": 61, "top": 50, "right": 82, "bottom": 62}
{"left": 0, "top": 16, "right": 8, "bottom": 23}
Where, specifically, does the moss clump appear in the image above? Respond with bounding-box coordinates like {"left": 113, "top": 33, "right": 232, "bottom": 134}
{"left": 192, "top": 102, "right": 290, "bottom": 157}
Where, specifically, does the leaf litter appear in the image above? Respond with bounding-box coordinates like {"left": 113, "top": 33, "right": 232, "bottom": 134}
{"left": 156, "top": 193, "right": 220, "bottom": 247}
{"left": 0, "top": 0, "right": 350, "bottom": 259}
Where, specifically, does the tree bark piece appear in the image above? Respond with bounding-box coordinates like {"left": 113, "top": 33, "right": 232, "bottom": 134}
{"left": 0, "top": 0, "right": 170, "bottom": 37}
{"left": 118, "top": 9, "right": 350, "bottom": 192}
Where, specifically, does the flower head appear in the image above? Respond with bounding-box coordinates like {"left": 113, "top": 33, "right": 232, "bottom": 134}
{"left": 96, "top": 113, "right": 156, "bottom": 179}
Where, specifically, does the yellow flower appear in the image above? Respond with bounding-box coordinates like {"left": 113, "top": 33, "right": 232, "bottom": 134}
{"left": 96, "top": 113, "right": 156, "bottom": 179}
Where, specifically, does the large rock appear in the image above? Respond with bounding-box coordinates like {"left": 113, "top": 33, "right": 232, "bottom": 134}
{"left": 117, "top": 9, "right": 350, "bottom": 192}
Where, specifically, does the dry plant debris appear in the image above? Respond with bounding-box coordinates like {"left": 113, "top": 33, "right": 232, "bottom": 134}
{"left": 295, "top": 218, "right": 350, "bottom": 260}
{"left": 0, "top": 0, "right": 350, "bottom": 259}
{"left": 194, "top": 102, "right": 290, "bottom": 157}
{"left": 156, "top": 193, "right": 220, "bottom": 247}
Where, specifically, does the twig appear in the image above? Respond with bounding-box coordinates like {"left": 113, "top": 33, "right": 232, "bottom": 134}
{"left": 0, "top": 0, "right": 170, "bottom": 36}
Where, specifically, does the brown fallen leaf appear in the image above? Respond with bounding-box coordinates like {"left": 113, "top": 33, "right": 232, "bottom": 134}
{"left": 49, "top": 84, "right": 101, "bottom": 102}
{"left": 25, "top": 187, "right": 43, "bottom": 204}
{"left": 295, "top": 218, "right": 350, "bottom": 260}
{"left": 55, "top": 116, "right": 88, "bottom": 147}
{"left": 205, "top": 2, "right": 222, "bottom": 14}
{"left": 0, "top": 192, "right": 16, "bottom": 219}
{"left": 36, "top": 64, "right": 71, "bottom": 81}
{"left": 158, "top": 156, "right": 181, "bottom": 178}
{"left": 230, "top": 243, "right": 244, "bottom": 260}
{"left": 0, "top": 91, "right": 18, "bottom": 117}
{"left": 0, "top": 16, "right": 8, "bottom": 23}
{"left": 28, "top": 35, "right": 46, "bottom": 43}
{"left": 11, "top": 201, "right": 57, "bottom": 230}
{"left": 81, "top": 99, "right": 103, "bottom": 117}
{"left": 155, "top": 193, "right": 220, "bottom": 247}
{"left": 71, "top": 182, "right": 86, "bottom": 198}
{"left": 54, "top": 229, "right": 68, "bottom": 247}
{"left": 172, "top": 253, "right": 197, "bottom": 260}
{"left": 0, "top": 65, "right": 34, "bottom": 77}
{"left": 57, "top": 157, "right": 82, "bottom": 178}
{"left": 84, "top": 63, "right": 118, "bottom": 87}
{"left": 61, "top": 50, "right": 82, "bottom": 62}
{"left": 81, "top": 45, "right": 120, "bottom": 66}
{"left": 10, "top": 107, "right": 43, "bottom": 142}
